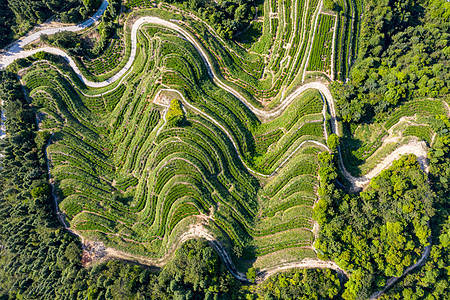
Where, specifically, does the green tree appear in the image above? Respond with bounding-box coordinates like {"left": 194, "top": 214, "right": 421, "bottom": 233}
{"left": 83, "top": 0, "right": 102, "bottom": 10}
{"left": 246, "top": 267, "right": 257, "bottom": 283}
{"left": 323, "top": 0, "right": 336, "bottom": 10}
{"left": 166, "top": 99, "right": 186, "bottom": 127}
{"left": 327, "top": 134, "right": 340, "bottom": 151}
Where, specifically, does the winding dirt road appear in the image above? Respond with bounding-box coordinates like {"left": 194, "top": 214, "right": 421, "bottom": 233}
{"left": 339, "top": 140, "right": 430, "bottom": 191}
{"left": 1, "top": 6, "right": 433, "bottom": 295}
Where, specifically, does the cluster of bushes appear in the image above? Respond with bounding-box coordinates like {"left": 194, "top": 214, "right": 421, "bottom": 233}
{"left": 93, "top": 0, "right": 122, "bottom": 55}
{"left": 41, "top": 31, "right": 84, "bottom": 56}
{"left": 158, "top": 239, "right": 242, "bottom": 299}
{"left": 59, "top": 0, "right": 102, "bottom": 23}
{"left": 378, "top": 115, "right": 450, "bottom": 299}
{"left": 0, "top": 0, "right": 15, "bottom": 48}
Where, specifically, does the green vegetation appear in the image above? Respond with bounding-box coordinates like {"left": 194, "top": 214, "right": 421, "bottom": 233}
{"left": 0, "top": 0, "right": 102, "bottom": 48}
{"left": 94, "top": 0, "right": 122, "bottom": 53}
{"left": 40, "top": 0, "right": 122, "bottom": 58}
{"left": 157, "top": 239, "right": 242, "bottom": 299}
{"left": 314, "top": 149, "right": 434, "bottom": 298}
{"left": 15, "top": 20, "right": 327, "bottom": 270}
{"left": 162, "top": 0, "right": 255, "bottom": 39}
{"left": 166, "top": 98, "right": 185, "bottom": 126}
{"left": 246, "top": 268, "right": 342, "bottom": 299}
{"left": 82, "top": 38, "right": 125, "bottom": 75}
{"left": 364, "top": 116, "right": 450, "bottom": 300}
{"left": 403, "top": 125, "right": 433, "bottom": 145}
{"left": 333, "top": 0, "right": 360, "bottom": 81}
{"left": 323, "top": 0, "right": 337, "bottom": 11}
{"left": 382, "top": 218, "right": 450, "bottom": 299}
{"left": 0, "top": 71, "right": 340, "bottom": 299}
{"left": 332, "top": 0, "right": 450, "bottom": 124}
{"left": 234, "top": 21, "right": 263, "bottom": 48}
{"left": 384, "top": 100, "right": 446, "bottom": 130}
{"left": 327, "top": 133, "right": 339, "bottom": 151}
{"left": 332, "top": 0, "right": 450, "bottom": 176}
{"left": 339, "top": 97, "right": 446, "bottom": 176}
{"left": 125, "top": 0, "right": 154, "bottom": 9}
{"left": 1, "top": 0, "right": 450, "bottom": 298}
{"left": 307, "top": 14, "right": 335, "bottom": 75}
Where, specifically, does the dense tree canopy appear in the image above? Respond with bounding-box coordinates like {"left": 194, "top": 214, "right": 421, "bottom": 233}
{"left": 380, "top": 115, "right": 450, "bottom": 299}
{"left": 157, "top": 239, "right": 242, "bottom": 299}
{"left": 314, "top": 150, "right": 434, "bottom": 299}
{"left": 332, "top": 0, "right": 450, "bottom": 123}
{"left": 167, "top": 99, "right": 186, "bottom": 127}
{"left": 246, "top": 268, "right": 341, "bottom": 299}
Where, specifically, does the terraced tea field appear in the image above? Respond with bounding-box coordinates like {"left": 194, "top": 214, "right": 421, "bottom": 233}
{"left": 1, "top": 0, "right": 439, "bottom": 286}
{"left": 307, "top": 13, "right": 336, "bottom": 76}
{"left": 14, "top": 6, "right": 338, "bottom": 269}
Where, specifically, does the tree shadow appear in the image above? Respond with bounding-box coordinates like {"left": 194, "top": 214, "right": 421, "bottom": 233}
{"left": 114, "top": 195, "right": 134, "bottom": 206}
{"left": 340, "top": 122, "right": 365, "bottom": 177}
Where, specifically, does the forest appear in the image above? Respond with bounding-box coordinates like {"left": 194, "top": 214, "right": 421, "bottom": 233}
{"left": 316, "top": 2, "right": 450, "bottom": 295}
{"left": 380, "top": 117, "right": 450, "bottom": 299}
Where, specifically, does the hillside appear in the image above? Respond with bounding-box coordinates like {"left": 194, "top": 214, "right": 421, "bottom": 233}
{"left": 0, "top": 0, "right": 449, "bottom": 299}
